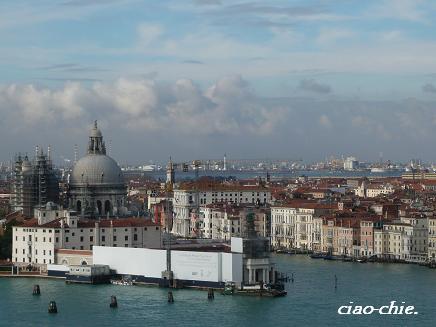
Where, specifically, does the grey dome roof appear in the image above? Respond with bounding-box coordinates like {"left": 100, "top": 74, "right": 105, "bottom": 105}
{"left": 22, "top": 159, "right": 32, "bottom": 174}
{"left": 70, "top": 154, "right": 124, "bottom": 186}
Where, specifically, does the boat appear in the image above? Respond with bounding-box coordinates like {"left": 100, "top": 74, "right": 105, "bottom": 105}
{"left": 110, "top": 277, "right": 133, "bottom": 286}
{"left": 222, "top": 282, "right": 287, "bottom": 297}
{"left": 356, "top": 258, "right": 367, "bottom": 263}
{"left": 310, "top": 253, "right": 325, "bottom": 259}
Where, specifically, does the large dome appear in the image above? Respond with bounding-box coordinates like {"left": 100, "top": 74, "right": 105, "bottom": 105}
{"left": 70, "top": 154, "right": 124, "bottom": 186}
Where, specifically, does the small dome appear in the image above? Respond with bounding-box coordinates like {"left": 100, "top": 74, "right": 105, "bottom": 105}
{"left": 70, "top": 154, "right": 124, "bottom": 186}
{"left": 22, "top": 158, "right": 32, "bottom": 174}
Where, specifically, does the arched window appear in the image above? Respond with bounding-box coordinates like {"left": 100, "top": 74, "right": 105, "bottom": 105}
{"left": 97, "top": 200, "right": 102, "bottom": 215}
{"left": 77, "top": 200, "right": 82, "bottom": 212}
{"left": 104, "top": 200, "right": 111, "bottom": 215}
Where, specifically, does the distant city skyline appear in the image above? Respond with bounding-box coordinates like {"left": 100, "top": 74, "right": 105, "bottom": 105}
{"left": 1, "top": 0, "right": 436, "bottom": 163}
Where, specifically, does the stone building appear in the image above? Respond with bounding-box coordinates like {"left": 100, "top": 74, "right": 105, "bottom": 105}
{"left": 69, "top": 122, "right": 127, "bottom": 217}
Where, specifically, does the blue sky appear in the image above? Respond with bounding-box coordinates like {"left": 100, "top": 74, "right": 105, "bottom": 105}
{"left": 1, "top": 0, "right": 436, "bottom": 164}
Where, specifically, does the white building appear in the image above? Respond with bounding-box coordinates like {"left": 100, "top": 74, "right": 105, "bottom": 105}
{"left": 172, "top": 184, "right": 271, "bottom": 237}
{"left": 428, "top": 216, "right": 436, "bottom": 261}
{"left": 13, "top": 211, "right": 162, "bottom": 266}
{"left": 374, "top": 223, "right": 413, "bottom": 260}
{"left": 344, "top": 157, "right": 359, "bottom": 170}
{"left": 399, "top": 216, "right": 428, "bottom": 262}
{"left": 271, "top": 203, "right": 333, "bottom": 250}
{"left": 354, "top": 181, "right": 395, "bottom": 198}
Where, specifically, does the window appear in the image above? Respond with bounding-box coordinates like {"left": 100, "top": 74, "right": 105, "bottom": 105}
{"left": 102, "top": 229, "right": 105, "bottom": 233}
{"left": 125, "top": 244, "right": 128, "bottom": 247}
{"left": 66, "top": 237, "right": 69, "bottom": 242}
{"left": 80, "top": 236, "right": 84, "bottom": 242}
{"left": 102, "top": 236, "right": 106, "bottom": 242}
{"left": 144, "top": 227, "right": 147, "bottom": 231}
{"left": 134, "top": 234, "right": 138, "bottom": 241}
{"left": 43, "top": 250, "right": 46, "bottom": 255}
{"left": 113, "top": 236, "right": 117, "bottom": 241}
{"left": 125, "top": 228, "right": 128, "bottom": 232}
{"left": 124, "top": 235, "right": 128, "bottom": 241}
{"left": 56, "top": 237, "right": 59, "bottom": 243}
{"left": 72, "top": 233, "right": 75, "bottom": 237}
{"left": 90, "top": 236, "right": 94, "bottom": 242}
{"left": 156, "top": 227, "right": 159, "bottom": 230}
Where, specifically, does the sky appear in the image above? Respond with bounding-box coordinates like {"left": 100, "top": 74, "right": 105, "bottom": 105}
{"left": 1, "top": 0, "right": 436, "bottom": 165}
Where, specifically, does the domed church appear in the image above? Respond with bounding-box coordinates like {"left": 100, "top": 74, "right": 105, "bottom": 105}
{"left": 68, "top": 121, "right": 127, "bottom": 217}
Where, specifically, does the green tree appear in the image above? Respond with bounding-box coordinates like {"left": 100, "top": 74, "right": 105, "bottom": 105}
{"left": 0, "top": 219, "right": 15, "bottom": 260}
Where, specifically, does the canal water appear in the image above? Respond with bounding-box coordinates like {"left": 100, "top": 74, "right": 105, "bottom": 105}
{"left": 1, "top": 255, "right": 435, "bottom": 327}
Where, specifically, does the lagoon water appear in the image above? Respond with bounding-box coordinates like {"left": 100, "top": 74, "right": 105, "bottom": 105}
{"left": 1, "top": 255, "right": 435, "bottom": 327}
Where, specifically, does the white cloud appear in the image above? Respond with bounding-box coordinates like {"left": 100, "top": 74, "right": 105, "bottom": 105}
{"left": 137, "top": 23, "right": 163, "bottom": 48}
{"left": 316, "top": 28, "right": 354, "bottom": 45}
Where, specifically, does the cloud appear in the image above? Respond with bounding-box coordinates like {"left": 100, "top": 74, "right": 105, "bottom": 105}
{"left": 3, "top": 77, "right": 436, "bottom": 163}
{"left": 137, "top": 23, "right": 163, "bottom": 47}
{"left": 316, "top": 28, "right": 354, "bottom": 45}
{"left": 38, "top": 63, "right": 110, "bottom": 73}
{"left": 192, "top": 0, "right": 222, "bottom": 6}
{"left": 422, "top": 83, "right": 436, "bottom": 93}
{"left": 181, "top": 60, "right": 204, "bottom": 64}
{"left": 368, "top": 0, "right": 427, "bottom": 22}
{"left": 0, "top": 76, "right": 285, "bottom": 137}
{"left": 298, "top": 79, "right": 332, "bottom": 94}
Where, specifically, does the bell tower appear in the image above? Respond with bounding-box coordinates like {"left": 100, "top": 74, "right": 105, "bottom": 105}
{"left": 87, "top": 120, "right": 106, "bottom": 155}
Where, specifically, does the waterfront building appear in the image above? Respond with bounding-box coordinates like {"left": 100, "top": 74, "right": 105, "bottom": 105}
{"left": 271, "top": 202, "right": 334, "bottom": 250}
{"left": 332, "top": 219, "right": 360, "bottom": 257}
{"left": 199, "top": 204, "right": 270, "bottom": 240}
{"left": 399, "top": 215, "right": 428, "bottom": 262}
{"left": 172, "top": 183, "right": 271, "bottom": 237}
{"left": 68, "top": 121, "right": 127, "bottom": 217}
{"left": 374, "top": 223, "right": 413, "bottom": 260}
{"left": 12, "top": 207, "right": 161, "bottom": 266}
{"left": 428, "top": 216, "right": 436, "bottom": 261}
{"left": 360, "top": 219, "right": 378, "bottom": 257}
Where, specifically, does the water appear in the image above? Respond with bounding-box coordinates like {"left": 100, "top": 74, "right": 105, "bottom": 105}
{"left": 1, "top": 255, "right": 435, "bottom": 327}
{"left": 133, "top": 169, "right": 401, "bottom": 181}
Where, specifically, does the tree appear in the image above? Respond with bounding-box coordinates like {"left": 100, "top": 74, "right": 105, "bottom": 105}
{"left": 0, "top": 219, "right": 15, "bottom": 260}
